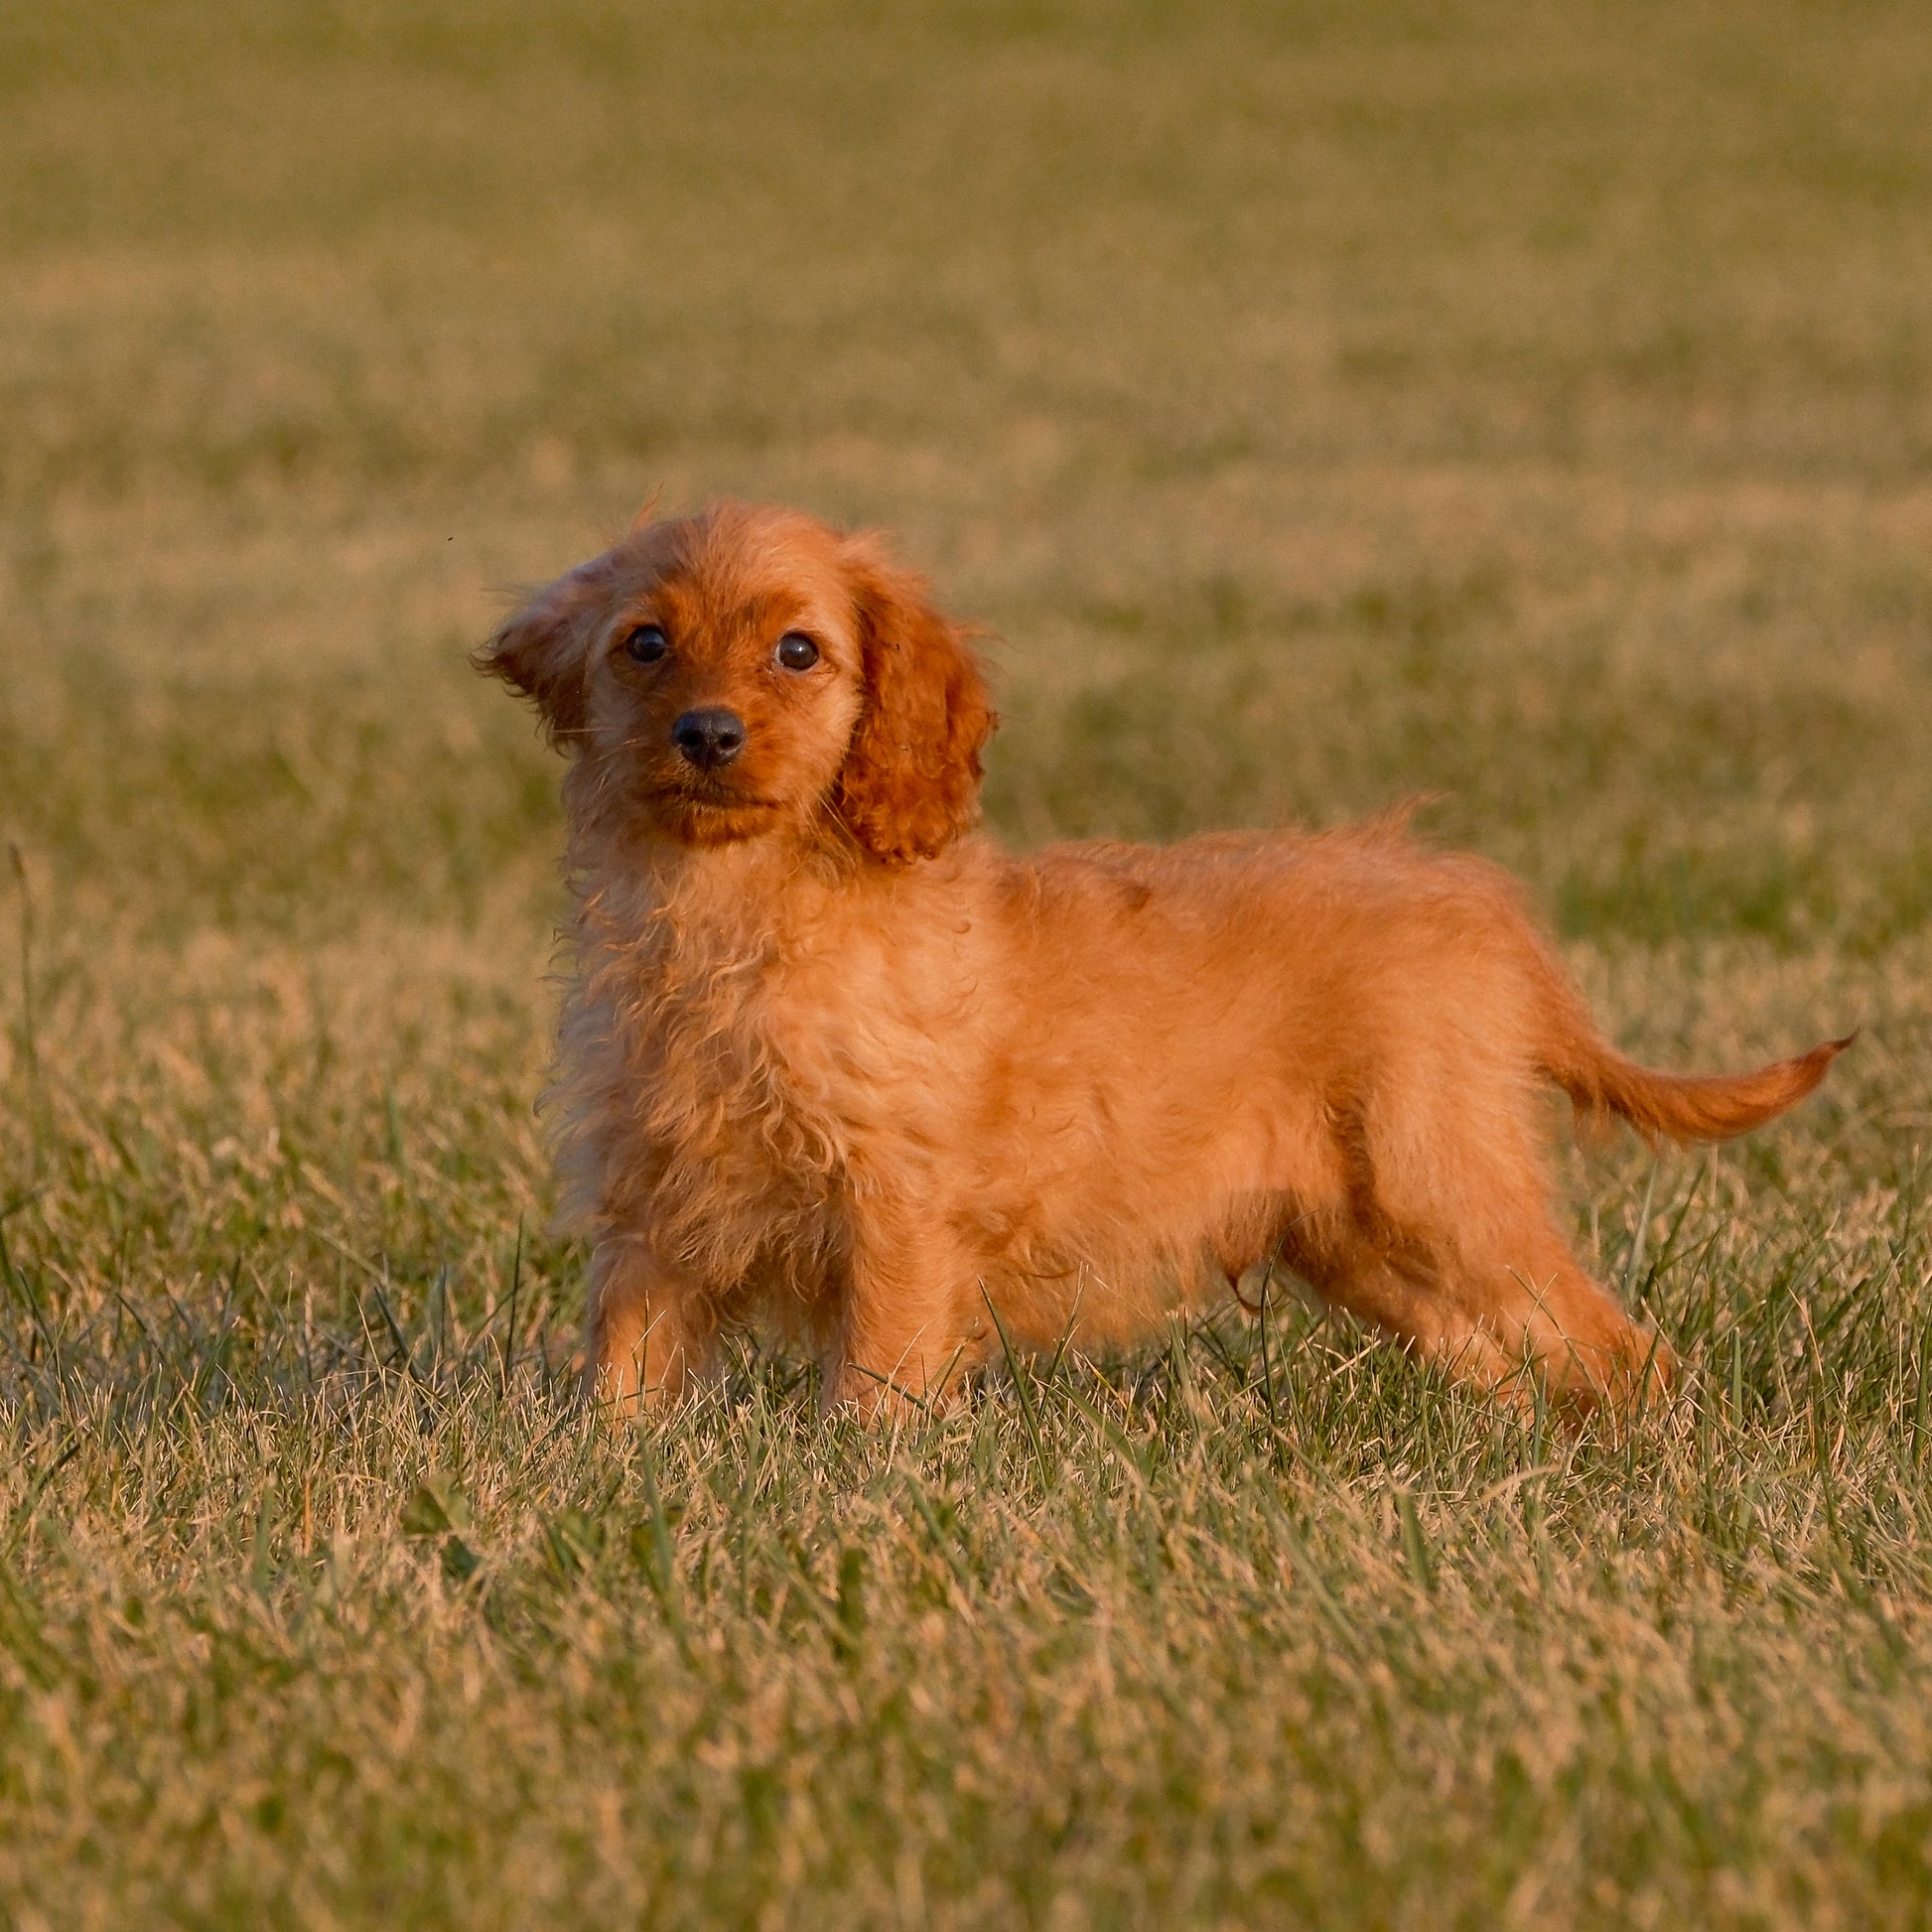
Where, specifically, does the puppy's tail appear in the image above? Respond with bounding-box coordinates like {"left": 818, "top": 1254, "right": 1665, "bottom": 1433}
{"left": 1540, "top": 1015, "right": 1854, "bottom": 1145}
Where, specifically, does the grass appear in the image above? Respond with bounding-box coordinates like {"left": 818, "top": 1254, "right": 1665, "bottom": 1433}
{"left": 4, "top": 0, "right": 1932, "bottom": 1923}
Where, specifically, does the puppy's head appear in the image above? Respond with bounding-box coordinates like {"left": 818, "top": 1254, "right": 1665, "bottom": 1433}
{"left": 479, "top": 502, "right": 994, "bottom": 864}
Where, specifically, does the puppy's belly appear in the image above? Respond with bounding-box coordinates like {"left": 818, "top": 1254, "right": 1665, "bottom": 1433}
{"left": 952, "top": 1083, "right": 1346, "bottom": 1351}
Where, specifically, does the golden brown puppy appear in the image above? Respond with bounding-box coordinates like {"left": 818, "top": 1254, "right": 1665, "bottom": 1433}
{"left": 480, "top": 501, "right": 1847, "bottom": 1421}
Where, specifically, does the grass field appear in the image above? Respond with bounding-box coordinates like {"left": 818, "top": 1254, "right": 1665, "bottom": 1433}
{"left": 5, "top": 1, "right": 1932, "bottom": 1923}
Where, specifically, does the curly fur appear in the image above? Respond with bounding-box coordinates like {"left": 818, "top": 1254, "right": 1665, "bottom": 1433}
{"left": 479, "top": 500, "right": 1848, "bottom": 1420}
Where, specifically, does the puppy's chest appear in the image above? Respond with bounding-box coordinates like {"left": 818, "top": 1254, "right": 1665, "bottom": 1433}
{"left": 576, "top": 881, "right": 986, "bottom": 1241}
{"left": 580, "top": 936, "right": 834, "bottom": 1187}
{"left": 625, "top": 973, "right": 818, "bottom": 1173}
{"left": 630, "top": 938, "right": 944, "bottom": 1158}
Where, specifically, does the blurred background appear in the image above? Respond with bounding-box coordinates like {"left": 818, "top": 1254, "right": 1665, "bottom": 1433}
{"left": 7, "top": 0, "right": 1931, "bottom": 952}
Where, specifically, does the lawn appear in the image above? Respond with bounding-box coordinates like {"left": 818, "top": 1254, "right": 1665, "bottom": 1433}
{"left": 4, "top": 1, "right": 1932, "bottom": 1924}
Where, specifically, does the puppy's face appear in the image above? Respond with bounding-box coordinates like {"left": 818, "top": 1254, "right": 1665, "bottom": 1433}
{"left": 579, "top": 510, "right": 867, "bottom": 851}
{"left": 480, "top": 503, "right": 994, "bottom": 864}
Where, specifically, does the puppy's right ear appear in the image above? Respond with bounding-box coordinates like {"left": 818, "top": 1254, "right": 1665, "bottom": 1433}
{"left": 473, "top": 567, "right": 605, "bottom": 747}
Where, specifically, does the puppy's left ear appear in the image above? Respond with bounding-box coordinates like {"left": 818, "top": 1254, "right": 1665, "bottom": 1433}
{"left": 473, "top": 563, "right": 609, "bottom": 748}
{"left": 832, "top": 539, "right": 996, "bottom": 865}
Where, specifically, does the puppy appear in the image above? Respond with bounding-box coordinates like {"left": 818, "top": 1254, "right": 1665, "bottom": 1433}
{"left": 480, "top": 500, "right": 1847, "bottom": 1420}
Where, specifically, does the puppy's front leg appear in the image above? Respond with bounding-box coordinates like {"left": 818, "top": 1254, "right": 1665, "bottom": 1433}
{"left": 827, "top": 1202, "right": 976, "bottom": 1419}
{"left": 585, "top": 1235, "right": 714, "bottom": 1417}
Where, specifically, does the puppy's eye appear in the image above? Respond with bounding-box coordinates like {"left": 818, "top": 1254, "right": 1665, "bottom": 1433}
{"left": 623, "top": 624, "right": 667, "bottom": 664}
{"left": 775, "top": 631, "right": 819, "bottom": 672}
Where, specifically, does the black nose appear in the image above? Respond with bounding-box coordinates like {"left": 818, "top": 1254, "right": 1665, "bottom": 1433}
{"left": 671, "top": 707, "right": 746, "bottom": 769}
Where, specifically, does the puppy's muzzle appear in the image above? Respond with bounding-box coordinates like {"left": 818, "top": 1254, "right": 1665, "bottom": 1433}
{"left": 672, "top": 707, "right": 747, "bottom": 770}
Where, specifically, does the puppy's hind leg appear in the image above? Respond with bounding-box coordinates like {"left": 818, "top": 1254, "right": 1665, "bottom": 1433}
{"left": 1343, "top": 1098, "right": 1675, "bottom": 1419}
{"left": 1279, "top": 1212, "right": 1530, "bottom": 1401}
{"left": 1456, "top": 1213, "right": 1677, "bottom": 1418}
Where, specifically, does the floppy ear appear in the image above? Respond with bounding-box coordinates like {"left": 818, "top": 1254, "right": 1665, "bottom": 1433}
{"left": 831, "top": 540, "right": 996, "bottom": 865}
{"left": 473, "top": 564, "right": 609, "bottom": 747}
